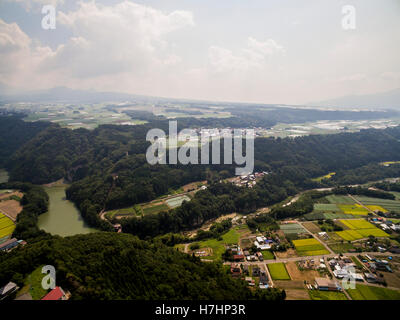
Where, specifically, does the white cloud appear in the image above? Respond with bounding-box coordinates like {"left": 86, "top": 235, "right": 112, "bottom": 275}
{"left": 208, "top": 37, "right": 285, "bottom": 73}
{"left": 43, "top": 1, "right": 194, "bottom": 78}
{"left": 0, "top": 19, "right": 51, "bottom": 79}
{"left": 0, "top": 1, "right": 195, "bottom": 91}
{"left": 8, "top": 0, "right": 64, "bottom": 11}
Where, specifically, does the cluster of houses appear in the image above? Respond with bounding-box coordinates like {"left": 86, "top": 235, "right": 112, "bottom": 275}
{"left": 230, "top": 263, "right": 270, "bottom": 289}
{"left": 371, "top": 218, "right": 400, "bottom": 233}
{"left": 363, "top": 257, "right": 393, "bottom": 273}
{"left": 328, "top": 257, "right": 364, "bottom": 282}
{"left": 254, "top": 235, "right": 278, "bottom": 251}
{"left": 0, "top": 238, "right": 26, "bottom": 252}
{"left": 226, "top": 236, "right": 278, "bottom": 262}
{"left": 233, "top": 172, "right": 269, "bottom": 188}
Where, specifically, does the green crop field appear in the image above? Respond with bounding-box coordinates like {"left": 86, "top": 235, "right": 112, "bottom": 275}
{"left": 261, "top": 250, "right": 275, "bottom": 260}
{"left": 338, "top": 204, "right": 369, "bottom": 215}
{"left": 354, "top": 196, "right": 400, "bottom": 213}
{"left": 347, "top": 284, "right": 400, "bottom": 300}
{"left": 267, "top": 263, "right": 290, "bottom": 280}
{"left": 326, "top": 195, "right": 355, "bottom": 204}
{"left": 313, "top": 203, "right": 342, "bottom": 212}
{"left": 309, "top": 290, "right": 348, "bottom": 300}
{"left": 328, "top": 242, "right": 356, "bottom": 253}
{"left": 280, "top": 223, "right": 307, "bottom": 235}
{"left": 304, "top": 212, "right": 357, "bottom": 220}
{"left": 142, "top": 203, "right": 170, "bottom": 215}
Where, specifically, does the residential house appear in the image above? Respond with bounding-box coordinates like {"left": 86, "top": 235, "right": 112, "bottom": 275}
{"left": 0, "top": 282, "right": 18, "bottom": 300}
{"left": 41, "top": 287, "right": 69, "bottom": 300}
{"left": 314, "top": 278, "right": 342, "bottom": 291}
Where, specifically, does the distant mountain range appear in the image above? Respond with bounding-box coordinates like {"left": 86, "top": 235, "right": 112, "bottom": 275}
{"left": 1, "top": 86, "right": 400, "bottom": 110}
{"left": 0, "top": 87, "right": 151, "bottom": 104}
{"left": 310, "top": 88, "right": 400, "bottom": 110}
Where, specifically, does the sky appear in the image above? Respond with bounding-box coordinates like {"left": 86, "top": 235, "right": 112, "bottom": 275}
{"left": 0, "top": 0, "right": 399, "bottom": 104}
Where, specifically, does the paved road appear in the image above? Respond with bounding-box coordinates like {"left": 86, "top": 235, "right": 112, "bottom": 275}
{"left": 225, "top": 252, "right": 399, "bottom": 266}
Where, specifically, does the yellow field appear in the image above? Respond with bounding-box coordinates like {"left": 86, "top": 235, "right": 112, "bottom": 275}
{"left": 338, "top": 204, "right": 369, "bottom": 215}
{"left": 292, "top": 238, "right": 320, "bottom": 247}
{"left": 357, "top": 228, "right": 389, "bottom": 238}
{"left": 336, "top": 230, "right": 363, "bottom": 241}
{"left": 340, "top": 219, "right": 375, "bottom": 230}
{"left": 366, "top": 205, "right": 388, "bottom": 213}
{"left": 380, "top": 161, "right": 400, "bottom": 166}
{"left": 0, "top": 213, "right": 15, "bottom": 239}
{"left": 312, "top": 172, "right": 336, "bottom": 182}
{"left": 336, "top": 219, "right": 389, "bottom": 240}
{"left": 292, "top": 238, "right": 329, "bottom": 256}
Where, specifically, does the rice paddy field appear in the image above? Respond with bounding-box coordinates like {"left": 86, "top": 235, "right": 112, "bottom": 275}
{"left": 335, "top": 219, "right": 389, "bottom": 240}
{"left": 347, "top": 284, "right": 400, "bottom": 300}
{"left": 0, "top": 212, "right": 15, "bottom": 241}
{"left": 267, "top": 263, "right": 291, "bottom": 280}
{"left": 292, "top": 238, "right": 329, "bottom": 256}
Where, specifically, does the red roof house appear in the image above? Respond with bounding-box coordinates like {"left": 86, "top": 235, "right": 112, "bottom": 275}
{"left": 41, "top": 287, "right": 67, "bottom": 300}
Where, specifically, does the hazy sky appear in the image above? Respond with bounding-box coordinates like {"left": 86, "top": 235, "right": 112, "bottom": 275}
{"left": 0, "top": 0, "right": 399, "bottom": 104}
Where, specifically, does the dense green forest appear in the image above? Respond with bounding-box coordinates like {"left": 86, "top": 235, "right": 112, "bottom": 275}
{"left": 0, "top": 232, "right": 285, "bottom": 300}
{"left": 0, "top": 114, "right": 51, "bottom": 166}
{"left": 4, "top": 115, "right": 400, "bottom": 233}
{"left": 2, "top": 114, "right": 400, "bottom": 301}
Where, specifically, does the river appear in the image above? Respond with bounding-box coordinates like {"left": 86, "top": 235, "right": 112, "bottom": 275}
{"left": 38, "top": 186, "right": 96, "bottom": 236}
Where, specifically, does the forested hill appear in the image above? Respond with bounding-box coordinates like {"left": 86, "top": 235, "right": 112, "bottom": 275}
{"left": 5, "top": 116, "right": 400, "bottom": 232}
{"left": 0, "top": 232, "right": 285, "bottom": 300}
{"left": 0, "top": 115, "right": 51, "bottom": 166}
